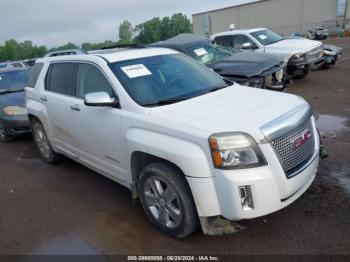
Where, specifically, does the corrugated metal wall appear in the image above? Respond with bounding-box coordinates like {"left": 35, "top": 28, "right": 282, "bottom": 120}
{"left": 193, "top": 0, "right": 340, "bottom": 36}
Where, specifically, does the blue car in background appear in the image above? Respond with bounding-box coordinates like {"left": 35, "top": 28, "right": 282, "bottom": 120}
{"left": 0, "top": 67, "right": 30, "bottom": 142}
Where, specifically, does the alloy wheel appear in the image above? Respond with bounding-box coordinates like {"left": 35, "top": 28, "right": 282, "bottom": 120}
{"left": 34, "top": 125, "right": 51, "bottom": 159}
{"left": 144, "top": 176, "right": 182, "bottom": 229}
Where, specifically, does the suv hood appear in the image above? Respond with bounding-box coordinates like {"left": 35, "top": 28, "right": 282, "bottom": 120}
{"left": 208, "top": 52, "right": 284, "bottom": 78}
{"left": 0, "top": 91, "right": 25, "bottom": 107}
{"left": 265, "top": 38, "right": 322, "bottom": 59}
{"left": 150, "top": 84, "right": 306, "bottom": 141}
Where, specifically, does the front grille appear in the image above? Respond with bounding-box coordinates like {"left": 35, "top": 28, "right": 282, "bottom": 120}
{"left": 306, "top": 46, "right": 323, "bottom": 62}
{"left": 271, "top": 119, "right": 315, "bottom": 178}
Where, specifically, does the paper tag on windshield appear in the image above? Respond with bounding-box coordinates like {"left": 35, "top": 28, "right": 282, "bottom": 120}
{"left": 194, "top": 48, "right": 208, "bottom": 56}
{"left": 258, "top": 34, "right": 268, "bottom": 40}
{"left": 121, "top": 64, "right": 152, "bottom": 78}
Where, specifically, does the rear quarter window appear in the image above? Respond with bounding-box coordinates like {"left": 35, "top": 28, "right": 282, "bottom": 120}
{"left": 46, "top": 63, "right": 76, "bottom": 96}
{"left": 27, "top": 63, "right": 44, "bottom": 88}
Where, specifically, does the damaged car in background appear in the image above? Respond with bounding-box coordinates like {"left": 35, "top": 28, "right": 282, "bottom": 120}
{"left": 151, "top": 34, "right": 290, "bottom": 91}
{"left": 308, "top": 27, "right": 329, "bottom": 40}
{"left": 323, "top": 44, "right": 342, "bottom": 67}
{"left": 211, "top": 28, "right": 325, "bottom": 79}
{"left": 284, "top": 35, "right": 343, "bottom": 68}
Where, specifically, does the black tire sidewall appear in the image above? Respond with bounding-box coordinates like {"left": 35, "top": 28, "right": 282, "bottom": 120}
{"left": 0, "top": 121, "right": 14, "bottom": 143}
{"left": 138, "top": 162, "right": 198, "bottom": 238}
{"left": 32, "top": 121, "right": 59, "bottom": 163}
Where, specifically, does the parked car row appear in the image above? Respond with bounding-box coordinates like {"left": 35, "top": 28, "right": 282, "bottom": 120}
{"left": 0, "top": 27, "right": 334, "bottom": 238}
{"left": 150, "top": 34, "right": 290, "bottom": 91}
{"left": 211, "top": 28, "right": 325, "bottom": 79}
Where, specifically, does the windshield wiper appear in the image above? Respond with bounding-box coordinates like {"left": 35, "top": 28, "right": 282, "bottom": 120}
{"left": 0, "top": 89, "right": 23, "bottom": 95}
{"left": 141, "top": 97, "right": 189, "bottom": 107}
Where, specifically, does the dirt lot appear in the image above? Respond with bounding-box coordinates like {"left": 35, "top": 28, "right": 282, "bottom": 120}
{"left": 0, "top": 38, "right": 349, "bottom": 257}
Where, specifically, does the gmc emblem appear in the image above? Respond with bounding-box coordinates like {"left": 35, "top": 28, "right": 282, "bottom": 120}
{"left": 292, "top": 129, "right": 312, "bottom": 149}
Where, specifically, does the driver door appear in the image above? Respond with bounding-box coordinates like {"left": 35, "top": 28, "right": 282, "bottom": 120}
{"left": 67, "top": 63, "right": 124, "bottom": 181}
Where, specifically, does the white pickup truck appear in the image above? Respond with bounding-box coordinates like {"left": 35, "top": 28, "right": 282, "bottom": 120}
{"left": 25, "top": 47, "right": 320, "bottom": 238}
{"left": 211, "top": 28, "right": 324, "bottom": 78}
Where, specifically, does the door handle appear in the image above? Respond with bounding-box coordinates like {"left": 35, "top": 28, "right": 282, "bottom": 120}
{"left": 70, "top": 104, "right": 80, "bottom": 111}
{"left": 40, "top": 96, "right": 47, "bottom": 102}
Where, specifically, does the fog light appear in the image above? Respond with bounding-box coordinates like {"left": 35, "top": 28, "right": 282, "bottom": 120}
{"left": 239, "top": 186, "right": 254, "bottom": 211}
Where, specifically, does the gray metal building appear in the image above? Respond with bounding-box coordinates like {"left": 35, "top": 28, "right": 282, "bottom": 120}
{"left": 193, "top": 0, "right": 350, "bottom": 37}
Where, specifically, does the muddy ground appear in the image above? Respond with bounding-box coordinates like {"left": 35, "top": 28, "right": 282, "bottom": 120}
{"left": 0, "top": 38, "right": 349, "bottom": 256}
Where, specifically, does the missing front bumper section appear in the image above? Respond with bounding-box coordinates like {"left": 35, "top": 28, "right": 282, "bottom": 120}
{"left": 199, "top": 216, "right": 245, "bottom": 235}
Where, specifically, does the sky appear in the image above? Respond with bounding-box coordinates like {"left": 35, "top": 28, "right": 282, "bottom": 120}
{"left": 0, "top": 0, "right": 256, "bottom": 47}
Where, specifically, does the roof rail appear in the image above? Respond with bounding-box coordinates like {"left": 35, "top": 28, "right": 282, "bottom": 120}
{"left": 101, "top": 44, "right": 146, "bottom": 50}
{"left": 44, "top": 49, "right": 87, "bottom": 58}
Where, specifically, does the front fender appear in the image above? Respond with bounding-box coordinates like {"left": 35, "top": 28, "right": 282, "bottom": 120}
{"left": 126, "top": 128, "right": 212, "bottom": 178}
{"left": 126, "top": 127, "right": 222, "bottom": 217}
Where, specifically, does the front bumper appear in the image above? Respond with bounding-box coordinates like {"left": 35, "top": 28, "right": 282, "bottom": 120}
{"left": 287, "top": 56, "right": 325, "bottom": 76}
{"left": 324, "top": 54, "right": 338, "bottom": 65}
{"left": 1, "top": 115, "right": 31, "bottom": 136}
{"left": 211, "top": 151, "right": 318, "bottom": 220}
{"left": 187, "top": 119, "right": 320, "bottom": 221}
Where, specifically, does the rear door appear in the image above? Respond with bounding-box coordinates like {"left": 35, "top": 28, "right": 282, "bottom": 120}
{"left": 43, "top": 62, "right": 80, "bottom": 155}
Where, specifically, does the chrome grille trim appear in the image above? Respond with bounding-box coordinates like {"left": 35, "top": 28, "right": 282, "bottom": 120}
{"left": 260, "top": 103, "right": 316, "bottom": 179}
{"left": 271, "top": 119, "right": 315, "bottom": 178}
{"left": 306, "top": 46, "right": 323, "bottom": 62}
{"left": 260, "top": 103, "right": 313, "bottom": 141}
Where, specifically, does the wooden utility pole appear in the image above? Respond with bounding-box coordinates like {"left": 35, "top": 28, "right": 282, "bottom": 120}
{"left": 343, "top": 0, "right": 349, "bottom": 30}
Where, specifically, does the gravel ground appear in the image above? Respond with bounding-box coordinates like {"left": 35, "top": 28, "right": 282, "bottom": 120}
{"left": 0, "top": 38, "right": 349, "bottom": 257}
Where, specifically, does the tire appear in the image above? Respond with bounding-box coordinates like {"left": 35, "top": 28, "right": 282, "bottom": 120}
{"left": 138, "top": 161, "right": 199, "bottom": 238}
{"left": 32, "top": 120, "right": 62, "bottom": 163}
{"left": 0, "top": 121, "right": 15, "bottom": 143}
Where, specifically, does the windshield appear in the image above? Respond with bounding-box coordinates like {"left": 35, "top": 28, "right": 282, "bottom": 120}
{"left": 250, "top": 29, "right": 283, "bottom": 46}
{"left": 0, "top": 69, "right": 29, "bottom": 93}
{"left": 109, "top": 53, "right": 230, "bottom": 106}
{"left": 185, "top": 43, "right": 236, "bottom": 65}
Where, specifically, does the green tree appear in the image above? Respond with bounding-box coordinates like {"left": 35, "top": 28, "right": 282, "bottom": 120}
{"left": 134, "top": 17, "right": 163, "bottom": 44}
{"left": 160, "top": 16, "right": 172, "bottom": 40}
{"left": 118, "top": 20, "right": 133, "bottom": 44}
{"left": 3, "top": 39, "right": 19, "bottom": 60}
{"left": 168, "top": 13, "right": 192, "bottom": 37}
{"left": 134, "top": 13, "right": 192, "bottom": 44}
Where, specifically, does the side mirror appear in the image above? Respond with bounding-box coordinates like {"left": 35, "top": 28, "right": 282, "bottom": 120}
{"left": 242, "top": 42, "right": 257, "bottom": 50}
{"left": 84, "top": 91, "right": 119, "bottom": 108}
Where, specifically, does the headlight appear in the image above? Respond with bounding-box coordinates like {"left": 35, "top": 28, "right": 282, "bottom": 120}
{"left": 275, "top": 69, "right": 284, "bottom": 82}
{"left": 291, "top": 52, "right": 306, "bottom": 63}
{"left": 246, "top": 77, "right": 264, "bottom": 88}
{"left": 3, "top": 106, "right": 27, "bottom": 116}
{"left": 209, "top": 132, "right": 266, "bottom": 169}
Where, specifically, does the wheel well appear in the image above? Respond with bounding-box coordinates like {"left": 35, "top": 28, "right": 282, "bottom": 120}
{"left": 130, "top": 151, "right": 185, "bottom": 199}
{"left": 28, "top": 114, "right": 39, "bottom": 125}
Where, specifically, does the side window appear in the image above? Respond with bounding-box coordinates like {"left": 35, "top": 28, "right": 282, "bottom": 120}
{"left": 28, "top": 63, "right": 44, "bottom": 88}
{"left": 213, "top": 36, "right": 233, "bottom": 47}
{"left": 231, "top": 34, "right": 257, "bottom": 49}
{"left": 75, "top": 63, "right": 116, "bottom": 99}
{"left": 46, "top": 63, "right": 76, "bottom": 96}
{"left": 13, "top": 63, "right": 23, "bottom": 68}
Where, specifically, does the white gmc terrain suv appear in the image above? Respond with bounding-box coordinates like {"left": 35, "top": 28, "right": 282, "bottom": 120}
{"left": 211, "top": 28, "right": 324, "bottom": 78}
{"left": 26, "top": 47, "right": 320, "bottom": 238}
